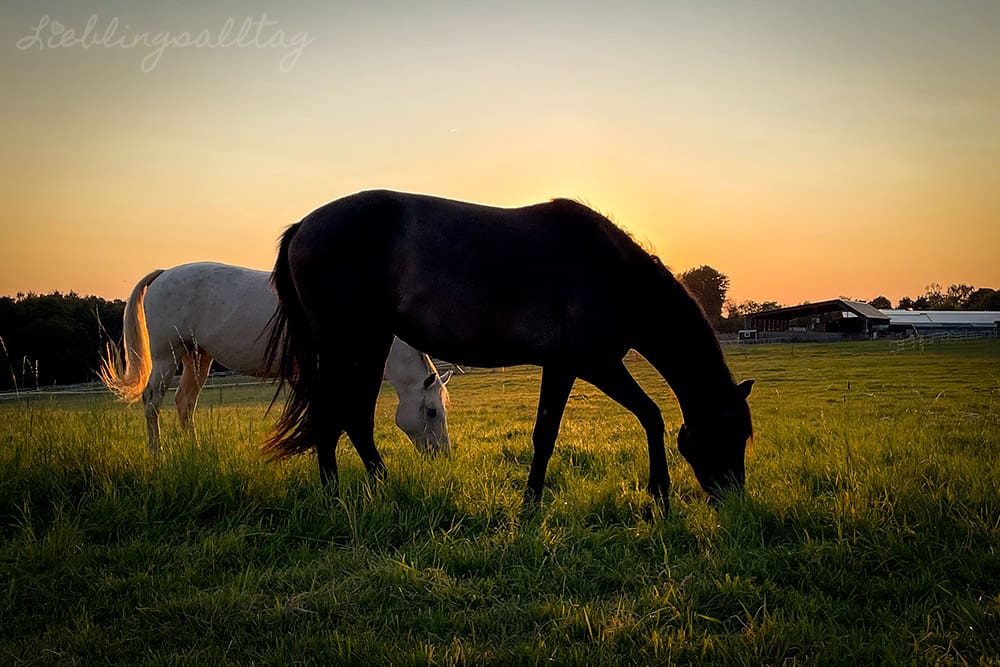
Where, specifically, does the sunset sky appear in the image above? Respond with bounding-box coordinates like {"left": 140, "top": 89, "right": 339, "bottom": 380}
{"left": 1, "top": 1, "right": 997, "bottom": 307}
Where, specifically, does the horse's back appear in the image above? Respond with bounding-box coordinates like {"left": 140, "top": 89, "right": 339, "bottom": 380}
{"left": 292, "top": 190, "right": 639, "bottom": 285}
{"left": 289, "top": 191, "right": 644, "bottom": 366}
{"left": 143, "top": 262, "right": 276, "bottom": 374}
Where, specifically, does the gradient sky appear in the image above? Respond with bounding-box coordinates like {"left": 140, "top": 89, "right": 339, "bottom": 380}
{"left": 1, "top": 0, "right": 997, "bottom": 306}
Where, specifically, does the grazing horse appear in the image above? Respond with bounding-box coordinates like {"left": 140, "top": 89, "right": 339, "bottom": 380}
{"left": 266, "top": 190, "right": 753, "bottom": 508}
{"left": 100, "top": 262, "right": 452, "bottom": 459}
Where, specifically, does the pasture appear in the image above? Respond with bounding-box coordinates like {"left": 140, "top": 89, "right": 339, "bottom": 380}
{"left": 2, "top": 341, "right": 998, "bottom": 664}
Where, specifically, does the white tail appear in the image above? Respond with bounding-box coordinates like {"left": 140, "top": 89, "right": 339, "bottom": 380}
{"left": 99, "top": 269, "right": 165, "bottom": 403}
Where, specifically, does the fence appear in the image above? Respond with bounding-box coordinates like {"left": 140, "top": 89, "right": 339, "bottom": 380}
{"left": 893, "top": 329, "right": 998, "bottom": 353}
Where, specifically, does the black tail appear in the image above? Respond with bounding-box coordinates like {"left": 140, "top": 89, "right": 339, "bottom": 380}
{"left": 263, "top": 222, "right": 318, "bottom": 460}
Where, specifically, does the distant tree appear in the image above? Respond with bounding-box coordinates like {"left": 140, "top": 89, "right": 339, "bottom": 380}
{"left": 897, "top": 296, "right": 915, "bottom": 310}
{"left": 678, "top": 265, "right": 730, "bottom": 328}
{"left": 726, "top": 300, "right": 782, "bottom": 317}
{"left": 718, "top": 299, "right": 782, "bottom": 333}
{"left": 947, "top": 284, "right": 975, "bottom": 308}
{"left": 965, "top": 288, "right": 1000, "bottom": 310}
{"left": 868, "top": 296, "right": 892, "bottom": 310}
{"left": 914, "top": 284, "right": 952, "bottom": 310}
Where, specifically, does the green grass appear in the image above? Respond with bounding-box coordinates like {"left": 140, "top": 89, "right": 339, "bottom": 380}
{"left": 2, "top": 341, "right": 999, "bottom": 665}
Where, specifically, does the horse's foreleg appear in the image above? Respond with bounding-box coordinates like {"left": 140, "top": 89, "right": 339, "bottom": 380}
{"left": 524, "top": 366, "right": 575, "bottom": 505}
{"left": 580, "top": 362, "right": 668, "bottom": 510}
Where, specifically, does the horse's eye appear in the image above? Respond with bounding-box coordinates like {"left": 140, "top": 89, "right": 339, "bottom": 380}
{"left": 426, "top": 408, "right": 438, "bottom": 419}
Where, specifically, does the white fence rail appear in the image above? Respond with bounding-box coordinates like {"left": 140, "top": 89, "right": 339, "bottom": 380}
{"left": 894, "top": 329, "right": 998, "bottom": 353}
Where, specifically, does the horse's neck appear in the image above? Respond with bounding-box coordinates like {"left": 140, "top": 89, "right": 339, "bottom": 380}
{"left": 384, "top": 338, "right": 434, "bottom": 391}
{"left": 640, "top": 277, "right": 734, "bottom": 422}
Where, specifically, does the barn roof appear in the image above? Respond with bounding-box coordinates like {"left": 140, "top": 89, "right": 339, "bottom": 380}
{"left": 748, "top": 299, "right": 890, "bottom": 323}
{"left": 880, "top": 310, "right": 1000, "bottom": 327}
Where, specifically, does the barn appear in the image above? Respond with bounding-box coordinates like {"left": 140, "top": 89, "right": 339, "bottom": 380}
{"left": 746, "top": 299, "right": 890, "bottom": 341}
{"left": 746, "top": 300, "right": 1000, "bottom": 341}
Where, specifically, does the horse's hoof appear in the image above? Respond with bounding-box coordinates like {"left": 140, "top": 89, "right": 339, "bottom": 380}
{"left": 640, "top": 497, "right": 669, "bottom": 521}
{"left": 520, "top": 489, "right": 542, "bottom": 515}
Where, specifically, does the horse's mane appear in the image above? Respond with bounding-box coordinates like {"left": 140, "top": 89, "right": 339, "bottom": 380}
{"left": 552, "top": 197, "right": 709, "bottom": 316}
{"left": 551, "top": 198, "right": 731, "bottom": 384}
{"left": 552, "top": 197, "right": 662, "bottom": 260}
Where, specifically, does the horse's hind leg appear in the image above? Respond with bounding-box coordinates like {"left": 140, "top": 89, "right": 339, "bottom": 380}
{"left": 316, "top": 424, "right": 344, "bottom": 489}
{"left": 580, "top": 362, "right": 668, "bottom": 510}
{"left": 176, "top": 347, "right": 213, "bottom": 439}
{"left": 143, "top": 356, "right": 176, "bottom": 458}
{"left": 337, "top": 336, "right": 394, "bottom": 482}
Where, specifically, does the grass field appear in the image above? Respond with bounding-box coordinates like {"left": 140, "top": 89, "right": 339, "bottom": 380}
{"left": 2, "top": 340, "right": 999, "bottom": 665}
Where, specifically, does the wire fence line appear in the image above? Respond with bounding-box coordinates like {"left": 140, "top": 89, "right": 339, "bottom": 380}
{"left": 0, "top": 364, "right": 472, "bottom": 401}
{"left": 0, "top": 372, "right": 271, "bottom": 401}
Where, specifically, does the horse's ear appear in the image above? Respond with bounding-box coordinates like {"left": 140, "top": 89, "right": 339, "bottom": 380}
{"left": 423, "top": 373, "right": 437, "bottom": 389}
{"left": 737, "top": 379, "right": 755, "bottom": 399}
{"left": 439, "top": 370, "right": 453, "bottom": 385}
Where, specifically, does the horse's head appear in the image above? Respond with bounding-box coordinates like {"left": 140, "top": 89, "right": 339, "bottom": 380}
{"left": 395, "top": 370, "right": 453, "bottom": 456}
{"left": 677, "top": 378, "right": 754, "bottom": 502}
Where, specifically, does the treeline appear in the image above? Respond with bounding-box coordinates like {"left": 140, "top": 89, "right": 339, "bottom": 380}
{"left": 3, "top": 278, "right": 998, "bottom": 390}
{"left": 0, "top": 292, "right": 124, "bottom": 391}
{"left": 874, "top": 284, "right": 1000, "bottom": 312}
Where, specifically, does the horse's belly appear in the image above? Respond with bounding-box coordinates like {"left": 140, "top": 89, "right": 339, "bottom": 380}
{"left": 394, "top": 298, "right": 624, "bottom": 368}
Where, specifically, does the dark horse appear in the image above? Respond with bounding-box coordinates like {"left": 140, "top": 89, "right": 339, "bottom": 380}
{"left": 265, "top": 190, "right": 753, "bottom": 509}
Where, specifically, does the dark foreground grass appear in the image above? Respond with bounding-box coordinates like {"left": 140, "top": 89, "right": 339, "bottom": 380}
{"left": 1, "top": 341, "right": 998, "bottom": 664}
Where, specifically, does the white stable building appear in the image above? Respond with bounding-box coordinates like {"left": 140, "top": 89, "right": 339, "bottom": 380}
{"left": 880, "top": 310, "right": 1000, "bottom": 337}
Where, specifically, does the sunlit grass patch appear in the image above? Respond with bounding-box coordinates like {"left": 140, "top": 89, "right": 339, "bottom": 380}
{"left": 1, "top": 340, "right": 998, "bottom": 663}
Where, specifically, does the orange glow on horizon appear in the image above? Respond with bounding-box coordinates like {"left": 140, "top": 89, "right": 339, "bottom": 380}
{"left": 1, "top": 3, "right": 997, "bottom": 306}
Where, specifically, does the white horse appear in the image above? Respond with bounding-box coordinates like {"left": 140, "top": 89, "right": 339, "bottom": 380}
{"left": 100, "top": 262, "right": 452, "bottom": 457}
